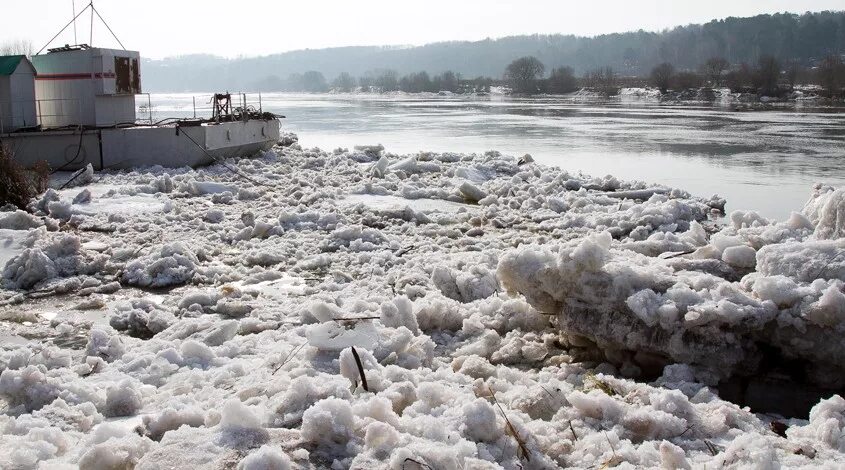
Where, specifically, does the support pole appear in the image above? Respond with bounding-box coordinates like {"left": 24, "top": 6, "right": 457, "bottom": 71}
{"left": 72, "top": 0, "right": 78, "bottom": 44}
{"left": 89, "top": 1, "right": 94, "bottom": 46}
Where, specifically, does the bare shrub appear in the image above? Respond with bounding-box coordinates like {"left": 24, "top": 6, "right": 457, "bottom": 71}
{"left": 0, "top": 146, "right": 50, "bottom": 209}
{"left": 650, "top": 63, "right": 674, "bottom": 93}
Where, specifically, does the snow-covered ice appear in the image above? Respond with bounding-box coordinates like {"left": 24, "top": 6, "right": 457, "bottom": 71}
{"left": 1, "top": 139, "right": 844, "bottom": 469}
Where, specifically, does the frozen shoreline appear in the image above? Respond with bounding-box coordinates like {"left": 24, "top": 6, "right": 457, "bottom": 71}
{"left": 318, "top": 87, "right": 845, "bottom": 108}
{"left": 1, "top": 139, "right": 844, "bottom": 469}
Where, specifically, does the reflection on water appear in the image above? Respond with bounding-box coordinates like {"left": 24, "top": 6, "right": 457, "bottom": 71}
{"left": 147, "top": 93, "right": 845, "bottom": 220}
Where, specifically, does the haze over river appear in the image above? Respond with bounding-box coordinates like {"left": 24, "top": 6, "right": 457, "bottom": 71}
{"left": 147, "top": 93, "right": 845, "bottom": 220}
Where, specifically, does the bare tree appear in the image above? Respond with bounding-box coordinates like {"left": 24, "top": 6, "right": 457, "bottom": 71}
{"left": 702, "top": 57, "right": 729, "bottom": 87}
{"left": 0, "top": 39, "right": 33, "bottom": 57}
{"left": 583, "top": 67, "right": 618, "bottom": 95}
{"left": 332, "top": 72, "right": 356, "bottom": 92}
{"left": 784, "top": 61, "right": 802, "bottom": 90}
{"left": 725, "top": 63, "right": 753, "bottom": 92}
{"left": 674, "top": 71, "right": 703, "bottom": 90}
{"left": 358, "top": 75, "right": 374, "bottom": 92}
{"left": 547, "top": 67, "right": 578, "bottom": 94}
{"left": 755, "top": 55, "right": 781, "bottom": 95}
{"left": 650, "top": 62, "right": 675, "bottom": 93}
{"left": 817, "top": 55, "right": 845, "bottom": 98}
{"left": 374, "top": 70, "right": 399, "bottom": 92}
{"left": 433, "top": 71, "right": 460, "bottom": 93}
{"left": 504, "top": 56, "right": 545, "bottom": 94}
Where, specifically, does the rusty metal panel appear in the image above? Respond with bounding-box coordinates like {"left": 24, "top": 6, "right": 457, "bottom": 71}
{"left": 114, "top": 56, "right": 131, "bottom": 94}
{"left": 130, "top": 58, "right": 141, "bottom": 93}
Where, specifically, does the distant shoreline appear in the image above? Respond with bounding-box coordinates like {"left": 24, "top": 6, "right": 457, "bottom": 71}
{"left": 143, "top": 88, "right": 845, "bottom": 111}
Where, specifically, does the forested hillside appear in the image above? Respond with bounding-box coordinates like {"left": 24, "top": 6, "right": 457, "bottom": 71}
{"left": 142, "top": 11, "right": 845, "bottom": 91}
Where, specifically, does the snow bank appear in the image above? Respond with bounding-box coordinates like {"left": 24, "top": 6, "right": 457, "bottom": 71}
{"left": 103, "top": 379, "right": 143, "bottom": 417}
{"left": 110, "top": 299, "right": 177, "bottom": 338}
{"left": 806, "top": 186, "right": 845, "bottom": 239}
{"left": 0, "top": 210, "right": 43, "bottom": 230}
{"left": 140, "top": 406, "right": 205, "bottom": 441}
{"left": 77, "top": 422, "right": 153, "bottom": 469}
{"left": 499, "top": 184, "right": 845, "bottom": 387}
{"left": 217, "top": 399, "right": 269, "bottom": 448}
{"left": 431, "top": 264, "right": 498, "bottom": 303}
{"left": 301, "top": 398, "right": 355, "bottom": 453}
{"left": 2, "top": 233, "right": 107, "bottom": 290}
{"left": 122, "top": 242, "right": 199, "bottom": 287}
{"left": 3, "top": 141, "right": 845, "bottom": 469}
{"left": 238, "top": 445, "right": 292, "bottom": 470}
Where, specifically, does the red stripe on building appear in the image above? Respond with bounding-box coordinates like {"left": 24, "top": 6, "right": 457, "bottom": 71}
{"left": 35, "top": 73, "right": 117, "bottom": 80}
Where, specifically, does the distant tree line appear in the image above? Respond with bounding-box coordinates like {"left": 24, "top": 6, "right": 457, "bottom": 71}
{"left": 144, "top": 11, "right": 845, "bottom": 92}
{"left": 254, "top": 69, "right": 493, "bottom": 94}
{"left": 647, "top": 54, "right": 845, "bottom": 97}
{"left": 502, "top": 56, "right": 616, "bottom": 95}
{"left": 252, "top": 51, "right": 845, "bottom": 99}
{"left": 500, "top": 53, "right": 845, "bottom": 98}
{"left": 0, "top": 40, "right": 33, "bottom": 57}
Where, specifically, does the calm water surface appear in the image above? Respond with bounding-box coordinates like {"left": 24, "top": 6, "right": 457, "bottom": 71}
{"left": 147, "top": 93, "right": 845, "bottom": 220}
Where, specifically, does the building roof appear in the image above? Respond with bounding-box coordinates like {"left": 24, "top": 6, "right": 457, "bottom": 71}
{"left": 0, "top": 55, "right": 27, "bottom": 76}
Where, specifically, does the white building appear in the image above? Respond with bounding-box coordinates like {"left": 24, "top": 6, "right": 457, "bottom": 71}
{"left": 0, "top": 55, "right": 37, "bottom": 133}
{"left": 32, "top": 46, "right": 141, "bottom": 128}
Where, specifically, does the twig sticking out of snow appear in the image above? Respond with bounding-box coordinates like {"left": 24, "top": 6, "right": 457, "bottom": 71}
{"left": 658, "top": 249, "right": 696, "bottom": 259}
{"left": 811, "top": 251, "right": 845, "bottom": 280}
{"left": 395, "top": 245, "right": 416, "bottom": 257}
{"left": 272, "top": 342, "right": 307, "bottom": 375}
{"left": 600, "top": 432, "right": 623, "bottom": 468}
{"left": 704, "top": 440, "right": 720, "bottom": 456}
{"left": 488, "top": 386, "right": 531, "bottom": 462}
{"left": 538, "top": 384, "right": 578, "bottom": 440}
{"left": 351, "top": 346, "right": 369, "bottom": 392}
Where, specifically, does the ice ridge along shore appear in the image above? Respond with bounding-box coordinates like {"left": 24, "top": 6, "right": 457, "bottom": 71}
{"left": 0, "top": 139, "right": 844, "bottom": 469}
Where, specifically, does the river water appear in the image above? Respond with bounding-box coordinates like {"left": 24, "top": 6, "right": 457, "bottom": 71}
{"left": 146, "top": 93, "right": 845, "bottom": 220}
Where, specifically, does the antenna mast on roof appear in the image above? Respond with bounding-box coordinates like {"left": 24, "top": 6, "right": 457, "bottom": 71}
{"left": 90, "top": 1, "right": 94, "bottom": 46}
{"left": 72, "top": 0, "right": 78, "bottom": 44}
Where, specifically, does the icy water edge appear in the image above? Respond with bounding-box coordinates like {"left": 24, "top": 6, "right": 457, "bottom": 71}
{"left": 147, "top": 92, "right": 845, "bottom": 221}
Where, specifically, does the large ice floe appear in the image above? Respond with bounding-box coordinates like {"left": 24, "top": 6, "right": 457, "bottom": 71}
{"left": 1, "top": 139, "right": 844, "bottom": 469}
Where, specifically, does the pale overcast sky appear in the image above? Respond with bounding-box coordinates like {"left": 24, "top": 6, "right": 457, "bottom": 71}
{"left": 3, "top": 0, "right": 844, "bottom": 59}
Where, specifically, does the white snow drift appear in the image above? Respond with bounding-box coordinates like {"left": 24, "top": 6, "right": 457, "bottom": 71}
{"left": 0, "top": 141, "right": 843, "bottom": 469}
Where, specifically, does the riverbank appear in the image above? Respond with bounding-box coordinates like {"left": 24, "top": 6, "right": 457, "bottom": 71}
{"left": 317, "top": 86, "right": 845, "bottom": 108}
{"left": 1, "top": 139, "right": 844, "bottom": 468}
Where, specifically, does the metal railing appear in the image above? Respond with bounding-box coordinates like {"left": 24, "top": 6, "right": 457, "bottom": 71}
{"left": 136, "top": 93, "right": 153, "bottom": 124}
{"left": 3, "top": 93, "right": 266, "bottom": 133}
{"left": 1, "top": 98, "right": 84, "bottom": 133}
{"left": 35, "top": 98, "right": 85, "bottom": 128}
{"left": 1, "top": 94, "right": 156, "bottom": 132}
{"left": 138, "top": 92, "right": 264, "bottom": 123}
